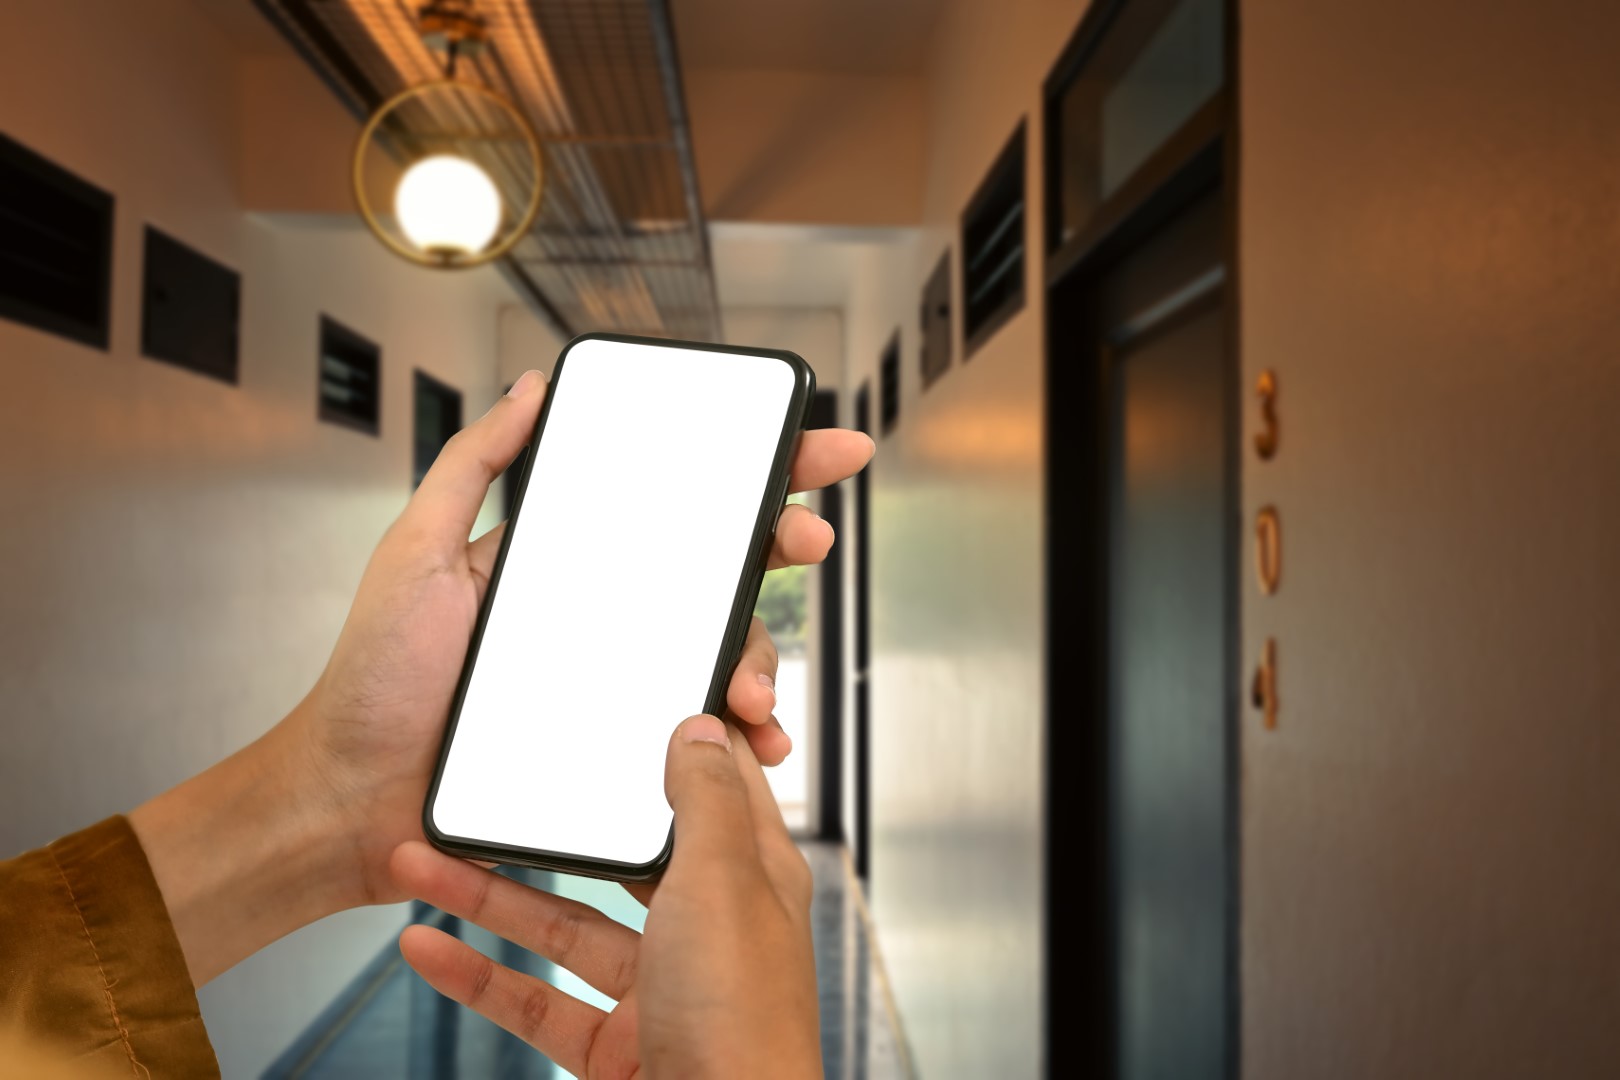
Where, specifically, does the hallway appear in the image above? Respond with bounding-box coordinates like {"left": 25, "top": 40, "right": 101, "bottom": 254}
{"left": 3, "top": 0, "right": 1620, "bottom": 1077}
{"left": 267, "top": 844, "right": 909, "bottom": 1079}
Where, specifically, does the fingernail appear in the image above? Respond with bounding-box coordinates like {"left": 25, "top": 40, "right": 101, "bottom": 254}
{"left": 680, "top": 715, "right": 731, "bottom": 750}
{"left": 506, "top": 369, "right": 542, "bottom": 397}
{"left": 757, "top": 672, "right": 776, "bottom": 702}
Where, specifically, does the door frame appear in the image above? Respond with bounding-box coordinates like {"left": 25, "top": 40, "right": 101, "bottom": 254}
{"left": 1041, "top": 0, "right": 1242, "bottom": 1073}
{"left": 808, "top": 390, "right": 846, "bottom": 842}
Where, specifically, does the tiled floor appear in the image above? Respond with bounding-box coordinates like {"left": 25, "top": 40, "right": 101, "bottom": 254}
{"left": 271, "top": 843, "right": 909, "bottom": 1079}
{"left": 802, "top": 843, "right": 911, "bottom": 1080}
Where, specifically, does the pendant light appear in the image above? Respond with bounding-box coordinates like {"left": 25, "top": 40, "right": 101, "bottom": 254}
{"left": 352, "top": 1, "right": 543, "bottom": 269}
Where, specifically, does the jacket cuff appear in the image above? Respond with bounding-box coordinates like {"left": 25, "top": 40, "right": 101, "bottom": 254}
{"left": 46, "top": 816, "right": 219, "bottom": 1077}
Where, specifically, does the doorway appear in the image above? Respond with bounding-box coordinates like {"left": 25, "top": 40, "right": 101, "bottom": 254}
{"left": 1106, "top": 189, "right": 1232, "bottom": 1079}
{"left": 1049, "top": 172, "right": 1236, "bottom": 1080}
{"left": 851, "top": 381, "right": 873, "bottom": 882}
{"left": 1043, "top": 0, "right": 1236, "bottom": 1074}
{"left": 806, "top": 391, "right": 846, "bottom": 842}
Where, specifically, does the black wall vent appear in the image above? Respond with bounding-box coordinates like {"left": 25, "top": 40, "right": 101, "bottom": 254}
{"left": 879, "top": 332, "right": 901, "bottom": 437}
{"left": 141, "top": 227, "right": 240, "bottom": 384}
{"left": 414, "top": 370, "right": 463, "bottom": 487}
{"left": 961, "top": 121, "right": 1027, "bottom": 355}
{"left": 318, "top": 316, "right": 381, "bottom": 436}
{"left": 0, "top": 131, "right": 114, "bottom": 349}
{"left": 920, "top": 250, "right": 952, "bottom": 387}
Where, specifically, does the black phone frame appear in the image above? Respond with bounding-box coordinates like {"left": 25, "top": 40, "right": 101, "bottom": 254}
{"left": 422, "top": 332, "right": 816, "bottom": 882}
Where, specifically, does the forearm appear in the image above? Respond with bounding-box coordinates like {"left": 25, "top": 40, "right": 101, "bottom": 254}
{"left": 128, "top": 701, "right": 363, "bottom": 986}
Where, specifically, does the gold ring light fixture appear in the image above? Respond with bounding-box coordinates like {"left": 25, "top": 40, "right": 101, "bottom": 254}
{"left": 353, "top": 1, "right": 543, "bottom": 269}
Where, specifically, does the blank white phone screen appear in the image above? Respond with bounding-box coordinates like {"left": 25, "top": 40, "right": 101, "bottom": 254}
{"left": 430, "top": 338, "right": 798, "bottom": 867}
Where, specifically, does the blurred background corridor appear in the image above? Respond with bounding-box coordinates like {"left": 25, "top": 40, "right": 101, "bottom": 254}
{"left": 2, "top": 0, "right": 1617, "bottom": 1076}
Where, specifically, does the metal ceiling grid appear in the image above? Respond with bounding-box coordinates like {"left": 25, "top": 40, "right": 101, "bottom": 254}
{"left": 255, "top": 0, "right": 720, "bottom": 341}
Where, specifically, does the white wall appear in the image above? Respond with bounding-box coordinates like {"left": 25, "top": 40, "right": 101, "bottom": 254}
{"left": 1241, "top": 1, "right": 1620, "bottom": 1076}
{"left": 840, "top": 1, "right": 1085, "bottom": 1075}
{"left": 499, "top": 300, "right": 570, "bottom": 386}
{"left": 721, "top": 306, "right": 844, "bottom": 386}
{"left": 720, "top": 308, "right": 844, "bottom": 828}
{"left": 0, "top": 2, "right": 553, "bottom": 1074}
{"left": 709, "top": 224, "right": 920, "bottom": 847}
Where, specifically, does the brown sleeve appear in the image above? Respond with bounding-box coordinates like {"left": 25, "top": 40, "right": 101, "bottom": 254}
{"left": 0, "top": 816, "right": 220, "bottom": 1078}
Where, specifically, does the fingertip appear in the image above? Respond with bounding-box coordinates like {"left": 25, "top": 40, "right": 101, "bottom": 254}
{"left": 743, "top": 720, "right": 793, "bottom": 766}
{"left": 398, "top": 922, "right": 440, "bottom": 962}
{"left": 727, "top": 672, "right": 776, "bottom": 725}
{"left": 506, "top": 369, "right": 546, "bottom": 397}
{"left": 777, "top": 506, "right": 836, "bottom": 566}
{"left": 398, "top": 924, "right": 463, "bottom": 984}
{"left": 675, "top": 713, "right": 731, "bottom": 750}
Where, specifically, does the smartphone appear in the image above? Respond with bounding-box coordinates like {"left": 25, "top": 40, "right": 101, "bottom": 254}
{"left": 423, "top": 333, "right": 814, "bottom": 881}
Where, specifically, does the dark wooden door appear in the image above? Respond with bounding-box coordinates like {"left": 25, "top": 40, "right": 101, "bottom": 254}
{"left": 1100, "top": 188, "right": 1233, "bottom": 1080}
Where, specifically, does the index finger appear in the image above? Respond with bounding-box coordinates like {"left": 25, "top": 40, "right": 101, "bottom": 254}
{"left": 789, "top": 428, "right": 874, "bottom": 493}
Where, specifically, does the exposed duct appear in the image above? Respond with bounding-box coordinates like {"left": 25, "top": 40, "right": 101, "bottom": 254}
{"left": 254, "top": 0, "right": 721, "bottom": 341}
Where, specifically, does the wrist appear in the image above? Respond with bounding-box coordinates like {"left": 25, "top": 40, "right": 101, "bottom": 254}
{"left": 129, "top": 704, "right": 365, "bottom": 986}
{"left": 270, "top": 696, "right": 381, "bottom": 909}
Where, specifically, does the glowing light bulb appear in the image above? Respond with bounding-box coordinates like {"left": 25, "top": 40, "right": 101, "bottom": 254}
{"left": 394, "top": 154, "right": 501, "bottom": 258}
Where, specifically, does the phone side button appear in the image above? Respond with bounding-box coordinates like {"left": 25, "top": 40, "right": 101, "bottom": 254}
{"left": 769, "top": 477, "right": 792, "bottom": 534}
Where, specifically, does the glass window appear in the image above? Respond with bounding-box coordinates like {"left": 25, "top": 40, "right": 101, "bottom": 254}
{"left": 1055, "top": 0, "right": 1225, "bottom": 246}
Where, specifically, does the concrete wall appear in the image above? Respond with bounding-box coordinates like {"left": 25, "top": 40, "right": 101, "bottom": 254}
{"left": 238, "top": 53, "right": 372, "bottom": 215}
{"left": 1241, "top": 1, "right": 1620, "bottom": 1075}
{"left": 0, "top": 2, "right": 553, "bottom": 1074}
{"left": 841, "top": 1, "right": 1086, "bottom": 1075}
{"left": 686, "top": 68, "right": 927, "bottom": 226}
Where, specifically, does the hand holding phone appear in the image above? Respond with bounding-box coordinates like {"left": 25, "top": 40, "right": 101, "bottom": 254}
{"left": 424, "top": 334, "right": 817, "bottom": 880}
{"left": 395, "top": 714, "right": 822, "bottom": 1078}
{"left": 123, "top": 346, "right": 870, "bottom": 986}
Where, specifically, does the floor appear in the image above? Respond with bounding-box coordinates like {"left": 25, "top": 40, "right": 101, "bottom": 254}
{"left": 267, "top": 843, "right": 909, "bottom": 1079}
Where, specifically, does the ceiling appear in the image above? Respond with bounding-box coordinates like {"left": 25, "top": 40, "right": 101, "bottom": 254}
{"left": 201, "top": 0, "right": 940, "bottom": 338}
{"left": 670, "top": 0, "right": 947, "bottom": 76}
{"left": 246, "top": 0, "right": 724, "bottom": 341}
{"left": 190, "top": 0, "right": 293, "bottom": 54}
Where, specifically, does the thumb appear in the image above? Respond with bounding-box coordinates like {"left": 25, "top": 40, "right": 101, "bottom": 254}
{"left": 399, "top": 368, "right": 547, "bottom": 547}
{"left": 664, "top": 715, "right": 758, "bottom": 869}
